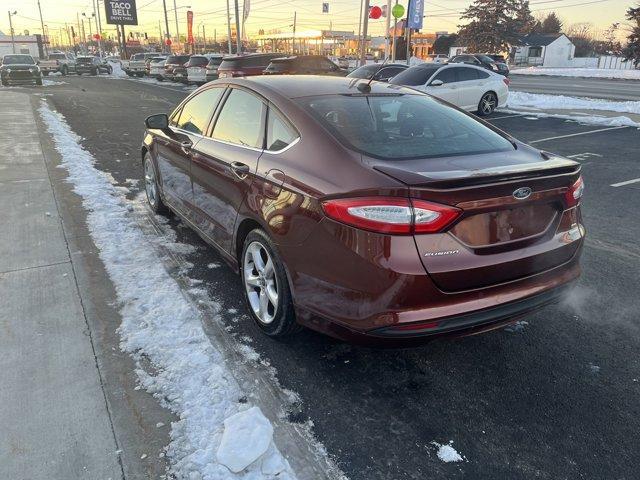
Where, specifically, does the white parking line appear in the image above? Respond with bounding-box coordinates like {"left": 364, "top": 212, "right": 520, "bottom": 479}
{"left": 611, "top": 178, "right": 640, "bottom": 187}
{"left": 486, "top": 113, "right": 527, "bottom": 121}
{"left": 529, "top": 126, "right": 629, "bottom": 144}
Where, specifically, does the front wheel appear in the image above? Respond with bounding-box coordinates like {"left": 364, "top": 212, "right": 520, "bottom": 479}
{"left": 143, "top": 154, "right": 168, "bottom": 215}
{"left": 35, "top": 78, "right": 43, "bottom": 86}
{"left": 477, "top": 92, "right": 497, "bottom": 116}
{"left": 241, "top": 229, "right": 300, "bottom": 337}
{"left": 61, "top": 66, "right": 68, "bottom": 76}
{"left": 107, "top": 66, "right": 113, "bottom": 75}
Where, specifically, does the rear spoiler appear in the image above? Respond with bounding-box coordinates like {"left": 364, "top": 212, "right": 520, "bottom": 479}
{"left": 374, "top": 158, "right": 580, "bottom": 190}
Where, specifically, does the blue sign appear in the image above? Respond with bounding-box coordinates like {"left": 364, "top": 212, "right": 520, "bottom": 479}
{"left": 407, "top": 0, "right": 424, "bottom": 30}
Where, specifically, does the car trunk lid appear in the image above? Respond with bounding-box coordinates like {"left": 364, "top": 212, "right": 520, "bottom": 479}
{"left": 371, "top": 148, "right": 584, "bottom": 291}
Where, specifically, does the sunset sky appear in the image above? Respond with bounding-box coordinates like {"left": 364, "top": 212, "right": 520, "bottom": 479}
{"left": 1, "top": 0, "right": 632, "bottom": 43}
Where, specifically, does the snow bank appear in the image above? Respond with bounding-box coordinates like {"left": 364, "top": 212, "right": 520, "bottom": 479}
{"left": 507, "top": 91, "right": 640, "bottom": 115}
{"left": 504, "top": 92, "right": 640, "bottom": 128}
{"left": 108, "top": 60, "right": 128, "bottom": 78}
{"left": 511, "top": 67, "right": 640, "bottom": 80}
{"left": 38, "top": 100, "right": 299, "bottom": 479}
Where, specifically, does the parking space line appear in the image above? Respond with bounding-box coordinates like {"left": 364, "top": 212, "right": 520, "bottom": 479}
{"left": 611, "top": 178, "right": 640, "bottom": 187}
{"left": 486, "top": 113, "right": 527, "bottom": 121}
{"left": 529, "top": 126, "right": 629, "bottom": 144}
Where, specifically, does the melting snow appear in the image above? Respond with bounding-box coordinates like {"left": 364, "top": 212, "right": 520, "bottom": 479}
{"left": 432, "top": 442, "right": 464, "bottom": 463}
{"left": 38, "top": 100, "right": 300, "bottom": 479}
{"left": 511, "top": 67, "right": 640, "bottom": 80}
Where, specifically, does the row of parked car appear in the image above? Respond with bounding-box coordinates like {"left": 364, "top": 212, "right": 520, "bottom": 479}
{"left": 119, "top": 51, "right": 509, "bottom": 116}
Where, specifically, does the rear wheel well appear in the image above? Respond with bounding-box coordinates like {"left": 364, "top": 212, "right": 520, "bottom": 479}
{"left": 235, "top": 218, "right": 262, "bottom": 262}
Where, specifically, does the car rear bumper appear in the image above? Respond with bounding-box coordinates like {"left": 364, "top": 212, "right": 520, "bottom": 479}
{"left": 283, "top": 216, "right": 583, "bottom": 344}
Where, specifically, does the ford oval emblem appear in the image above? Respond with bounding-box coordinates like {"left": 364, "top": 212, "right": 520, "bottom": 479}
{"left": 513, "top": 187, "right": 532, "bottom": 200}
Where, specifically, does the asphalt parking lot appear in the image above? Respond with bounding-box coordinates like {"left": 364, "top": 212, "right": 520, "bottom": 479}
{"left": 10, "top": 76, "right": 640, "bottom": 479}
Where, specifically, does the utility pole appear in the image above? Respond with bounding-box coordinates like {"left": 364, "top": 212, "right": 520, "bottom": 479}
{"left": 8, "top": 11, "right": 17, "bottom": 54}
{"left": 173, "top": 0, "right": 180, "bottom": 45}
{"left": 162, "top": 0, "right": 171, "bottom": 53}
{"left": 357, "top": 0, "right": 363, "bottom": 57}
{"left": 93, "top": 0, "right": 103, "bottom": 56}
{"left": 292, "top": 11, "right": 297, "bottom": 54}
{"left": 226, "top": 0, "right": 233, "bottom": 53}
{"left": 391, "top": 0, "right": 398, "bottom": 61}
{"left": 405, "top": 0, "right": 412, "bottom": 64}
{"left": 384, "top": 0, "right": 391, "bottom": 59}
{"left": 359, "top": 0, "right": 370, "bottom": 66}
{"left": 202, "top": 25, "right": 206, "bottom": 52}
{"left": 37, "top": 0, "right": 48, "bottom": 56}
{"left": 158, "top": 20, "right": 162, "bottom": 45}
{"left": 234, "top": 0, "right": 241, "bottom": 54}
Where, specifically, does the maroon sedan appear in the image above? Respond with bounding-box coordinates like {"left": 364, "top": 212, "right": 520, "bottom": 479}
{"left": 141, "top": 76, "right": 584, "bottom": 343}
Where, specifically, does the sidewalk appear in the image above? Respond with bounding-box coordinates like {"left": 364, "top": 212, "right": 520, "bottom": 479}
{"left": 0, "top": 92, "right": 124, "bottom": 477}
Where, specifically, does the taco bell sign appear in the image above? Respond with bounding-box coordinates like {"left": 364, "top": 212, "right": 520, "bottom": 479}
{"left": 407, "top": 0, "right": 424, "bottom": 30}
{"left": 105, "top": 0, "right": 139, "bottom": 25}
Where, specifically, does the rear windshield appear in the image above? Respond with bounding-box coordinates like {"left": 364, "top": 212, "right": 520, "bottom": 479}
{"left": 166, "top": 55, "right": 190, "bottom": 64}
{"left": 477, "top": 55, "right": 496, "bottom": 63}
{"left": 187, "top": 56, "right": 209, "bottom": 67}
{"left": 347, "top": 64, "right": 382, "bottom": 79}
{"left": 2, "top": 55, "right": 35, "bottom": 65}
{"left": 296, "top": 94, "right": 513, "bottom": 160}
{"left": 265, "top": 59, "right": 294, "bottom": 72}
{"left": 49, "top": 53, "right": 67, "bottom": 60}
{"left": 131, "top": 53, "right": 145, "bottom": 61}
{"left": 207, "top": 57, "right": 223, "bottom": 67}
{"left": 388, "top": 66, "right": 440, "bottom": 86}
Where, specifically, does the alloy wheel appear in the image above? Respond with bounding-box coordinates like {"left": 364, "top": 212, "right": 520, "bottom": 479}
{"left": 481, "top": 93, "right": 497, "bottom": 115}
{"left": 243, "top": 241, "right": 279, "bottom": 324}
{"left": 144, "top": 157, "right": 157, "bottom": 208}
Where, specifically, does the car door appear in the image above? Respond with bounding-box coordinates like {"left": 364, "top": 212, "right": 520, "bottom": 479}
{"left": 155, "top": 88, "right": 223, "bottom": 217}
{"left": 422, "top": 67, "right": 460, "bottom": 106}
{"left": 455, "top": 67, "right": 484, "bottom": 110}
{"left": 189, "top": 87, "right": 267, "bottom": 252}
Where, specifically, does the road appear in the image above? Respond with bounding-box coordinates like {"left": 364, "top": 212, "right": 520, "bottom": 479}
{"left": 509, "top": 74, "right": 640, "bottom": 100}
{"left": 12, "top": 76, "right": 640, "bottom": 479}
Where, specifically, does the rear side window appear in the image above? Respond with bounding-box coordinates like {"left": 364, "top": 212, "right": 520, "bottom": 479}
{"left": 457, "top": 67, "right": 479, "bottom": 81}
{"left": 175, "top": 88, "right": 225, "bottom": 135}
{"left": 477, "top": 69, "right": 490, "bottom": 79}
{"left": 212, "top": 89, "right": 266, "bottom": 148}
{"left": 266, "top": 109, "right": 297, "bottom": 151}
{"left": 432, "top": 68, "right": 456, "bottom": 84}
{"left": 376, "top": 66, "right": 405, "bottom": 80}
{"left": 389, "top": 66, "right": 439, "bottom": 86}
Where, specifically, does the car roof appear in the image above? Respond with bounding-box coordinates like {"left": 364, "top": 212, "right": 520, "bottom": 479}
{"left": 225, "top": 75, "right": 420, "bottom": 99}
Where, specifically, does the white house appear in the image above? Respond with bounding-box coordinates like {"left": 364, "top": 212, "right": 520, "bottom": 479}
{"left": 0, "top": 33, "right": 48, "bottom": 58}
{"left": 511, "top": 33, "right": 576, "bottom": 67}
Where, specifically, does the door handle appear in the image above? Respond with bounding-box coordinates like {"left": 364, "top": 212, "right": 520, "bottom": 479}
{"left": 230, "top": 161, "right": 250, "bottom": 179}
{"left": 180, "top": 140, "right": 192, "bottom": 154}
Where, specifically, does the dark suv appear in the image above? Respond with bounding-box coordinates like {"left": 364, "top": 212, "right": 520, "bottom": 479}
{"left": 76, "top": 56, "right": 113, "bottom": 75}
{"left": 217, "top": 53, "right": 283, "bottom": 78}
{"left": 163, "top": 55, "right": 190, "bottom": 82}
{"left": 450, "top": 54, "right": 509, "bottom": 76}
{"left": 263, "top": 55, "right": 345, "bottom": 76}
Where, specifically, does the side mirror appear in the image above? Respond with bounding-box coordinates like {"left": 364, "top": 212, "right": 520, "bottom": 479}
{"left": 430, "top": 79, "right": 444, "bottom": 87}
{"left": 145, "top": 113, "right": 169, "bottom": 130}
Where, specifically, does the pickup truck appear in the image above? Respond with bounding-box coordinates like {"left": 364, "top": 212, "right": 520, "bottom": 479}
{"left": 39, "top": 52, "right": 76, "bottom": 76}
{"left": 122, "top": 52, "right": 160, "bottom": 77}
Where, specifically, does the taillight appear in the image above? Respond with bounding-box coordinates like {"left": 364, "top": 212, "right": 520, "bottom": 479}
{"left": 503, "top": 77, "right": 510, "bottom": 86}
{"left": 321, "top": 197, "right": 461, "bottom": 235}
{"left": 565, "top": 176, "right": 584, "bottom": 208}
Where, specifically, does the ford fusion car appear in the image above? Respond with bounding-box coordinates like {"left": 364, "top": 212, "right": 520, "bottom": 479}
{"left": 141, "top": 76, "right": 584, "bottom": 343}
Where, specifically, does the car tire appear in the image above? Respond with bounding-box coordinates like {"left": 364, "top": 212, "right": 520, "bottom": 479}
{"left": 35, "top": 78, "right": 43, "bottom": 86}
{"left": 42, "top": 71, "right": 49, "bottom": 76}
{"left": 143, "top": 153, "right": 169, "bottom": 215}
{"left": 477, "top": 92, "right": 497, "bottom": 116}
{"left": 241, "top": 229, "right": 300, "bottom": 337}
{"left": 61, "top": 66, "right": 68, "bottom": 76}
{"left": 107, "top": 66, "right": 113, "bottom": 75}
{"left": 1, "top": 79, "right": 8, "bottom": 87}
{"left": 90, "top": 68, "right": 97, "bottom": 76}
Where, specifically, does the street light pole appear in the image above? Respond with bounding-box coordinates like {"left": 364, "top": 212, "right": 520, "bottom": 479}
{"left": 359, "top": 0, "right": 370, "bottom": 66}
{"left": 234, "top": 0, "right": 241, "bottom": 54}
{"left": 93, "top": 0, "right": 103, "bottom": 56}
{"left": 8, "top": 11, "right": 17, "bottom": 54}
{"left": 225, "top": 0, "right": 233, "bottom": 54}
{"left": 173, "top": 0, "right": 180, "bottom": 45}
{"left": 162, "top": 0, "right": 171, "bottom": 53}
{"left": 37, "top": 0, "right": 48, "bottom": 56}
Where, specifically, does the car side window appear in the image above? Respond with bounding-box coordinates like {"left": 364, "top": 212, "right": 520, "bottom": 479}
{"left": 266, "top": 108, "right": 298, "bottom": 151}
{"left": 376, "top": 66, "right": 403, "bottom": 80}
{"left": 432, "top": 68, "right": 457, "bottom": 84}
{"left": 175, "top": 87, "right": 225, "bottom": 135}
{"left": 212, "top": 89, "right": 266, "bottom": 149}
{"left": 457, "top": 67, "right": 479, "bottom": 81}
{"left": 477, "top": 69, "right": 490, "bottom": 79}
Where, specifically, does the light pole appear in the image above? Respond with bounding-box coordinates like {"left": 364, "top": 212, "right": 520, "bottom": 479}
{"left": 170, "top": 4, "right": 191, "bottom": 46}
{"left": 37, "top": 0, "right": 48, "bottom": 56}
{"left": 161, "top": 0, "right": 172, "bottom": 53}
{"left": 234, "top": 0, "right": 241, "bottom": 54}
{"left": 93, "top": 0, "right": 103, "bottom": 56}
{"left": 8, "top": 11, "right": 17, "bottom": 54}
{"left": 82, "top": 12, "right": 95, "bottom": 52}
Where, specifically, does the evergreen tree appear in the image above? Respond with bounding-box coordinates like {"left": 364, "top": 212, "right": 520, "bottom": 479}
{"left": 540, "top": 12, "right": 563, "bottom": 34}
{"left": 622, "top": 5, "right": 640, "bottom": 67}
{"left": 458, "top": 0, "right": 531, "bottom": 52}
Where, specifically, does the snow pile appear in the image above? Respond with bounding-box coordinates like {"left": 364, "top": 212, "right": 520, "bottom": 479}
{"left": 432, "top": 442, "right": 464, "bottom": 463}
{"left": 511, "top": 67, "right": 640, "bottom": 80}
{"left": 504, "top": 92, "right": 640, "bottom": 127}
{"left": 38, "top": 100, "right": 298, "bottom": 479}
{"left": 507, "top": 91, "right": 640, "bottom": 115}
{"left": 108, "top": 60, "right": 128, "bottom": 78}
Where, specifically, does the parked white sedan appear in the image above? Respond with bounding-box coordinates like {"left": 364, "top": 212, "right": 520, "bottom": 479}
{"left": 149, "top": 56, "right": 167, "bottom": 79}
{"left": 389, "top": 63, "right": 509, "bottom": 116}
